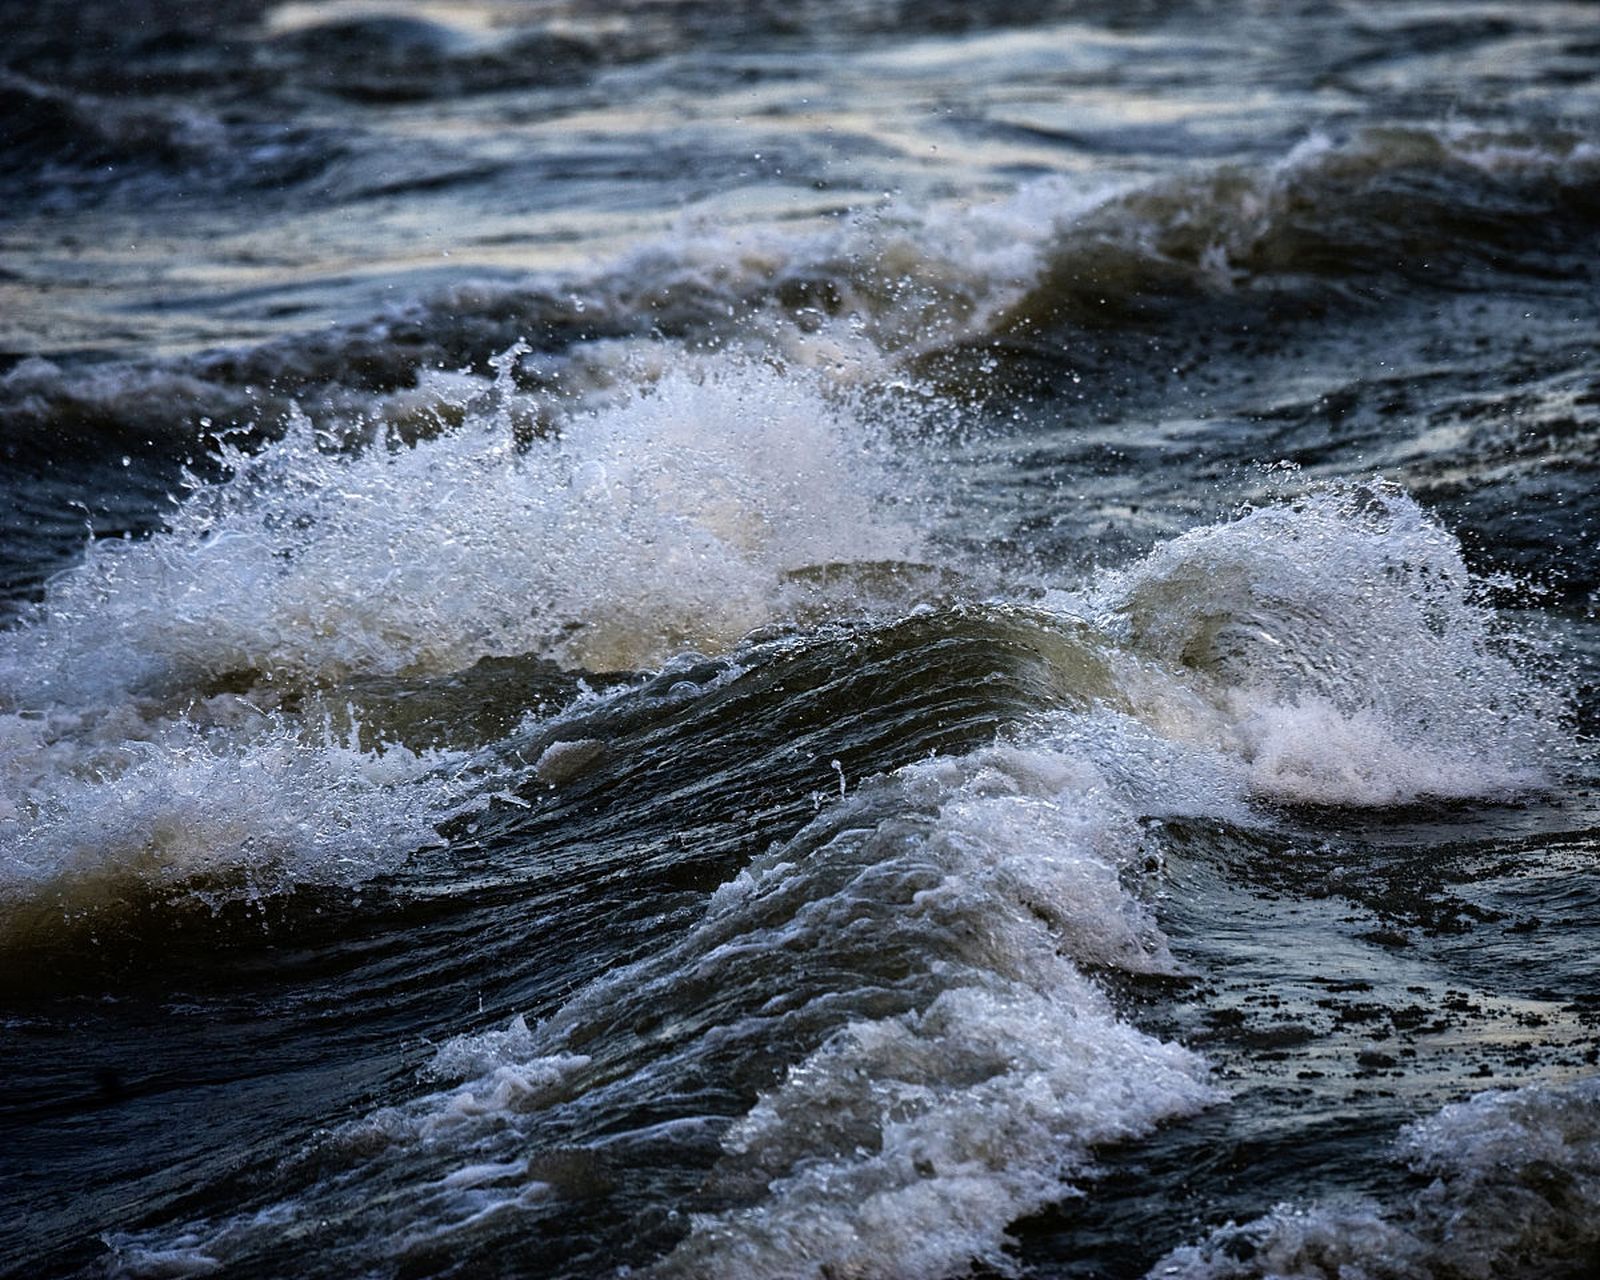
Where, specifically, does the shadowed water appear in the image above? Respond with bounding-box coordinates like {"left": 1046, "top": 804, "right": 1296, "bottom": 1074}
{"left": 2, "top": 3, "right": 1598, "bottom": 1279}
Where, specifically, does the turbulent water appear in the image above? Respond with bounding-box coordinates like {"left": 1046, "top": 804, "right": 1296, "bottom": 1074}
{"left": 3, "top": 3, "right": 1600, "bottom": 1278}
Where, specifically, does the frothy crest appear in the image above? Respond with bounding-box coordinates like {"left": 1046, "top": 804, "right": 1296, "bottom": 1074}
{"left": 0, "top": 704, "right": 469, "bottom": 947}
{"left": 1082, "top": 482, "right": 1561, "bottom": 806}
{"left": 2, "top": 354, "right": 920, "bottom": 708}
{"left": 595, "top": 738, "right": 1215, "bottom": 1278}
{"left": 0, "top": 352, "right": 929, "bottom": 933}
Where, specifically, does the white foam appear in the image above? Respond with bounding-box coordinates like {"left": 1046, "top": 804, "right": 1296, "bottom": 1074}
{"left": 0, "top": 704, "right": 469, "bottom": 935}
{"left": 107, "top": 1206, "right": 299, "bottom": 1280}
{"left": 420, "top": 1013, "right": 545, "bottom": 1084}
{"left": 105, "top": 721, "right": 1220, "bottom": 1279}
{"left": 649, "top": 738, "right": 1219, "bottom": 1279}
{"left": 1229, "top": 692, "right": 1535, "bottom": 807}
{"left": 663, "top": 982, "right": 1213, "bottom": 1280}
{"left": 0, "top": 352, "right": 926, "bottom": 922}
{"left": 1083, "top": 482, "right": 1560, "bottom": 806}
{"left": 1, "top": 354, "right": 921, "bottom": 706}
{"left": 1402, "top": 1073, "right": 1600, "bottom": 1174}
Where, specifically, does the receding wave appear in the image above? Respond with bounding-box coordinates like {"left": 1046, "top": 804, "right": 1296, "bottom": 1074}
{"left": 7, "top": 125, "right": 1593, "bottom": 467}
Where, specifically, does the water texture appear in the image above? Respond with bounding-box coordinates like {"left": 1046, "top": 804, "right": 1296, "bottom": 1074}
{"left": 2, "top": 3, "right": 1598, "bottom": 1278}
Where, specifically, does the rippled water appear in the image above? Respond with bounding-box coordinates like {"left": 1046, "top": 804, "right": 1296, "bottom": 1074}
{"left": 3, "top": 3, "right": 1599, "bottom": 1278}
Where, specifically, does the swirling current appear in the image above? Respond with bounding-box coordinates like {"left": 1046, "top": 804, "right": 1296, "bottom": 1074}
{"left": 2, "top": 3, "right": 1599, "bottom": 1279}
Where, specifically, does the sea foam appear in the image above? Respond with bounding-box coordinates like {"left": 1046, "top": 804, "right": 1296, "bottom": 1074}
{"left": 1080, "top": 482, "right": 1560, "bottom": 806}
{"left": 2, "top": 354, "right": 920, "bottom": 704}
{"left": 0, "top": 354, "right": 922, "bottom": 927}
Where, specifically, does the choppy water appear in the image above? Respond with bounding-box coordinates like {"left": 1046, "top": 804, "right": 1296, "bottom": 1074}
{"left": 3, "top": 3, "right": 1599, "bottom": 1278}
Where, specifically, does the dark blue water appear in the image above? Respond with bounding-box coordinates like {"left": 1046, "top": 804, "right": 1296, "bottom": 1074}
{"left": 2, "top": 4, "right": 1598, "bottom": 1278}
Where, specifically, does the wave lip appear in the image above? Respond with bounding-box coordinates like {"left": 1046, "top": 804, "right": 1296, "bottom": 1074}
{"left": 999, "top": 124, "right": 1600, "bottom": 338}
{"left": 0, "top": 706, "right": 473, "bottom": 954}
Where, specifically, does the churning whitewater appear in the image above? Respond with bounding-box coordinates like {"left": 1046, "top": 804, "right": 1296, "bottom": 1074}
{"left": 3, "top": 3, "right": 1598, "bottom": 1278}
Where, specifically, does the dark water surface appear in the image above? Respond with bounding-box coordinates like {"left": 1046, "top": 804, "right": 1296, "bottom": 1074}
{"left": 3, "top": 3, "right": 1599, "bottom": 1278}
